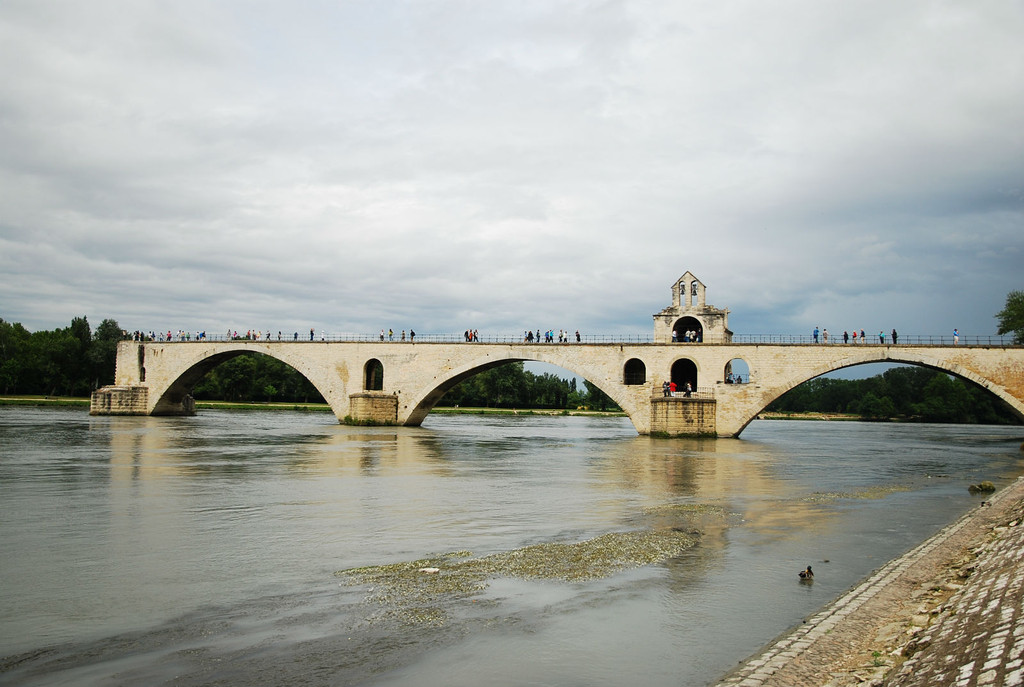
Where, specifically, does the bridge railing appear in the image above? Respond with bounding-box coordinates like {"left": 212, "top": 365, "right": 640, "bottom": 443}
{"left": 128, "top": 332, "right": 1018, "bottom": 346}
{"left": 728, "top": 334, "right": 1017, "bottom": 346}
{"left": 654, "top": 386, "right": 715, "bottom": 399}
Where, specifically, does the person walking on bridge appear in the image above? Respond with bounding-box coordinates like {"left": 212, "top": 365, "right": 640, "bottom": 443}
{"left": 892, "top": 329, "right": 898, "bottom": 344}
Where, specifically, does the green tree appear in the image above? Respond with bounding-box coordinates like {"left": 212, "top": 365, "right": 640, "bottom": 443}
{"left": 65, "top": 316, "right": 94, "bottom": 395}
{"left": 88, "top": 319, "right": 122, "bottom": 389}
{"left": 191, "top": 353, "right": 325, "bottom": 403}
{"left": 853, "top": 392, "right": 895, "bottom": 420}
{"left": 27, "top": 328, "right": 81, "bottom": 396}
{"left": 582, "top": 380, "right": 619, "bottom": 411}
{"left": 263, "top": 384, "right": 278, "bottom": 402}
{"left": 913, "top": 374, "right": 973, "bottom": 423}
{"left": 0, "top": 319, "right": 31, "bottom": 393}
{"left": 768, "top": 365, "right": 1019, "bottom": 425}
{"left": 996, "top": 290, "right": 1024, "bottom": 344}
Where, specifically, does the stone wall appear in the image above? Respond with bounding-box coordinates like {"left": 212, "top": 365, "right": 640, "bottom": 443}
{"left": 100, "top": 340, "right": 1024, "bottom": 438}
{"left": 90, "top": 385, "right": 149, "bottom": 415}
{"left": 348, "top": 393, "right": 398, "bottom": 424}
{"left": 650, "top": 396, "right": 717, "bottom": 436}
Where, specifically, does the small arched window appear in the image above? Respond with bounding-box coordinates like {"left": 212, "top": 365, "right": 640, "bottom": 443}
{"left": 624, "top": 358, "right": 646, "bottom": 385}
{"left": 724, "top": 358, "right": 750, "bottom": 384}
{"left": 364, "top": 359, "right": 383, "bottom": 391}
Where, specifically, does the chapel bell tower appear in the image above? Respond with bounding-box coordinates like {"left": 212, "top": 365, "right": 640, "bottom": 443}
{"left": 653, "top": 272, "right": 733, "bottom": 344}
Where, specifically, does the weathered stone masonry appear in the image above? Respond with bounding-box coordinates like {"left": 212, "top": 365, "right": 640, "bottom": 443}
{"left": 91, "top": 274, "right": 1024, "bottom": 437}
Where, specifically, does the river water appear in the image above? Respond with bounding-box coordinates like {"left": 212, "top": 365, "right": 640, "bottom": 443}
{"left": 1, "top": 407, "right": 1022, "bottom": 686}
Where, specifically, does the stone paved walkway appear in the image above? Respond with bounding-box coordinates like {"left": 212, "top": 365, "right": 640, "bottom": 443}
{"left": 713, "top": 477, "right": 1024, "bottom": 687}
{"left": 883, "top": 505, "right": 1024, "bottom": 687}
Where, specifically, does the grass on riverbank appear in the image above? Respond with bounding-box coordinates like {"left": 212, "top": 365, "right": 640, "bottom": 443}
{"left": 432, "top": 406, "right": 626, "bottom": 417}
{"left": 0, "top": 396, "right": 627, "bottom": 418}
{"left": 0, "top": 395, "right": 90, "bottom": 407}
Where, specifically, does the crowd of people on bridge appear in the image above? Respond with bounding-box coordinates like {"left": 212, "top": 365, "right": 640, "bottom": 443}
{"left": 523, "top": 329, "right": 580, "bottom": 343}
{"left": 378, "top": 329, "right": 416, "bottom": 341}
{"left": 125, "top": 326, "right": 967, "bottom": 347}
{"left": 813, "top": 327, "right": 902, "bottom": 344}
{"left": 671, "top": 329, "right": 701, "bottom": 342}
{"left": 130, "top": 330, "right": 210, "bottom": 341}
{"left": 661, "top": 380, "right": 694, "bottom": 397}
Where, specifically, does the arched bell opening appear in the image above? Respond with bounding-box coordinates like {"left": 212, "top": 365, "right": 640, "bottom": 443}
{"left": 672, "top": 317, "right": 703, "bottom": 343}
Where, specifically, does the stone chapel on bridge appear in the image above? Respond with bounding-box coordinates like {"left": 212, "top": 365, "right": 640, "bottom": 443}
{"left": 653, "top": 271, "right": 733, "bottom": 344}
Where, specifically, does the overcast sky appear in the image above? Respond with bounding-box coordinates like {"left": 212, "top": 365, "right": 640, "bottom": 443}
{"left": 1, "top": 1, "right": 1021, "bottom": 340}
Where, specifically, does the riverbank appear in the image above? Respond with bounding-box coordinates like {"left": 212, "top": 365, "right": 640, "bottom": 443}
{"left": 0, "top": 396, "right": 625, "bottom": 417}
{"left": 0, "top": 396, "right": 874, "bottom": 422}
{"left": 0, "top": 395, "right": 88, "bottom": 407}
{"left": 715, "top": 472, "right": 1024, "bottom": 687}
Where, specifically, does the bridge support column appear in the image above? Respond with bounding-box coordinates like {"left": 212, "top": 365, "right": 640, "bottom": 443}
{"left": 347, "top": 393, "right": 398, "bottom": 425}
{"left": 650, "top": 396, "right": 717, "bottom": 437}
{"left": 90, "top": 385, "right": 151, "bottom": 415}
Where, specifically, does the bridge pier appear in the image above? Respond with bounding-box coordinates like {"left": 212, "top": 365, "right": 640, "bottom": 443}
{"left": 90, "top": 385, "right": 195, "bottom": 416}
{"left": 347, "top": 392, "right": 399, "bottom": 425}
{"left": 650, "top": 396, "right": 717, "bottom": 437}
{"left": 90, "top": 385, "right": 150, "bottom": 415}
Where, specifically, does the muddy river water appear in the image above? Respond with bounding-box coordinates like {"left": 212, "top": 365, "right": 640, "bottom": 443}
{"left": 1, "top": 407, "right": 1022, "bottom": 686}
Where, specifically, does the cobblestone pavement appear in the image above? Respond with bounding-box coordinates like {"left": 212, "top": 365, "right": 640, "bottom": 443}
{"left": 713, "top": 477, "right": 1024, "bottom": 687}
{"left": 883, "top": 502, "right": 1024, "bottom": 687}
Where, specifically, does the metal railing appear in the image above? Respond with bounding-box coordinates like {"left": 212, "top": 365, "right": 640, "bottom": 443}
{"left": 654, "top": 386, "right": 715, "bottom": 400}
{"left": 728, "top": 334, "right": 1016, "bottom": 346}
{"left": 126, "top": 332, "right": 1019, "bottom": 347}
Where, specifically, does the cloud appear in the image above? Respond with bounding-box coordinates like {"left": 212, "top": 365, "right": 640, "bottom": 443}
{"left": 0, "top": 0, "right": 1021, "bottom": 342}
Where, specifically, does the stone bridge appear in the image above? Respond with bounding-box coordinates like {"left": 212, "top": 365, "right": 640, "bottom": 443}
{"left": 91, "top": 339, "right": 1024, "bottom": 437}
{"left": 89, "top": 273, "right": 1024, "bottom": 436}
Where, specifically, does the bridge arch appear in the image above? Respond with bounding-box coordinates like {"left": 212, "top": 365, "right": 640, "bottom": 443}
{"left": 145, "top": 344, "right": 336, "bottom": 415}
{"left": 399, "top": 352, "right": 651, "bottom": 433}
{"left": 727, "top": 349, "right": 1024, "bottom": 436}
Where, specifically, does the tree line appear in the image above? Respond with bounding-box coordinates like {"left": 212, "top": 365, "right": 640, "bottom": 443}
{"left": 0, "top": 317, "right": 122, "bottom": 396}
{"left": 195, "top": 358, "right": 621, "bottom": 410}
{"left": 766, "top": 366, "right": 1019, "bottom": 424}
{"left": 433, "top": 363, "right": 618, "bottom": 411}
